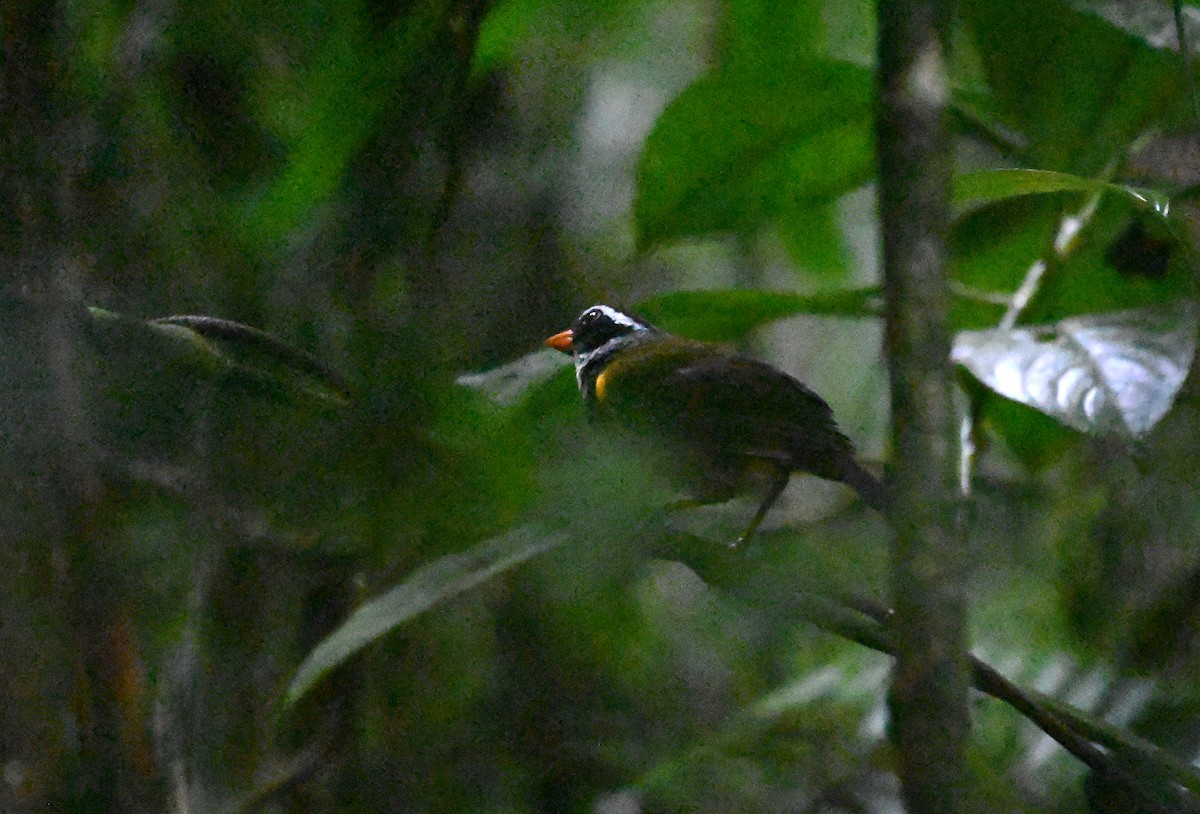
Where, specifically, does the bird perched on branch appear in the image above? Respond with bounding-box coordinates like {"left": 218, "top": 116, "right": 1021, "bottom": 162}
{"left": 546, "top": 305, "right": 885, "bottom": 546}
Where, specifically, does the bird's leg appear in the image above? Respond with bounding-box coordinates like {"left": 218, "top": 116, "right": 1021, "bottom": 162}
{"left": 732, "top": 468, "right": 790, "bottom": 550}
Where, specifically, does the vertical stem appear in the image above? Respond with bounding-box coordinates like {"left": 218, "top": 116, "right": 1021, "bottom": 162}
{"left": 876, "top": 0, "right": 972, "bottom": 811}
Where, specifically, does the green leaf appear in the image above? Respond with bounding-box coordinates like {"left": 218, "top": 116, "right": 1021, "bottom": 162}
{"left": 949, "top": 176, "right": 1190, "bottom": 330}
{"left": 774, "top": 204, "right": 851, "bottom": 280}
{"left": 88, "top": 307, "right": 227, "bottom": 372}
{"left": 89, "top": 307, "right": 349, "bottom": 406}
{"left": 969, "top": 381, "right": 1080, "bottom": 472}
{"left": 635, "top": 287, "right": 881, "bottom": 341}
{"left": 962, "top": 0, "right": 1182, "bottom": 173}
{"left": 456, "top": 348, "right": 571, "bottom": 406}
{"left": 721, "top": 0, "right": 826, "bottom": 71}
{"left": 151, "top": 314, "right": 351, "bottom": 403}
{"left": 949, "top": 197, "right": 1062, "bottom": 316}
{"left": 284, "top": 524, "right": 568, "bottom": 706}
{"left": 954, "top": 169, "right": 1171, "bottom": 220}
{"left": 952, "top": 301, "right": 1198, "bottom": 439}
{"left": 1071, "top": 0, "right": 1199, "bottom": 55}
{"left": 635, "top": 60, "right": 874, "bottom": 251}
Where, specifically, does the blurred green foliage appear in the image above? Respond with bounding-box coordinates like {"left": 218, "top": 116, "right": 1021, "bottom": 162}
{"left": 4, "top": 0, "right": 1200, "bottom": 811}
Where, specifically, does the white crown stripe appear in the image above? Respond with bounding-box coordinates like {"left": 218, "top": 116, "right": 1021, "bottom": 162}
{"left": 591, "top": 305, "right": 648, "bottom": 331}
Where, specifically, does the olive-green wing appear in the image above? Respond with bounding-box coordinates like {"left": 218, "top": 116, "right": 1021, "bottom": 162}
{"left": 599, "top": 342, "right": 854, "bottom": 480}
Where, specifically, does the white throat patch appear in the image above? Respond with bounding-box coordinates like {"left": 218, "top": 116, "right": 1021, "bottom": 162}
{"left": 574, "top": 348, "right": 600, "bottom": 389}
{"left": 571, "top": 306, "right": 651, "bottom": 391}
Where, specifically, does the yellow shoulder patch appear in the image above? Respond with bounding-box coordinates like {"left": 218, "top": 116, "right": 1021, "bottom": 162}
{"left": 594, "top": 367, "right": 611, "bottom": 401}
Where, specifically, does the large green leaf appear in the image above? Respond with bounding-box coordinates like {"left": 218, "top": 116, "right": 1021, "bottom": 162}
{"left": 635, "top": 60, "right": 874, "bottom": 250}
{"left": 949, "top": 173, "right": 1189, "bottom": 330}
{"left": 721, "top": 0, "right": 825, "bottom": 66}
{"left": 774, "top": 202, "right": 853, "bottom": 280}
{"left": 949, "top": 197, "right": 1063, "bottom": 324}
{"left": 952, "top": 301, "right": 1198, "bottom": 439}
{"left": 285, "top": 524, "right": 568, "bottom": 706}
{"left": 962, "top": 0, "right": 1182, "bottom": 173}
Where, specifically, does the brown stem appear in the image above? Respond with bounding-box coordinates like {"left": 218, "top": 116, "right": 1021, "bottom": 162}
{"left": 877, "top": 0, "right": 971, "bottom": 809}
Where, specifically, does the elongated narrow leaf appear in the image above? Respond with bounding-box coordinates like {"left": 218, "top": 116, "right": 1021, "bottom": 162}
{"left": 952, "top": 301, "right": 1198, "bottom": 438}
{"left": 153, "top": 314, "right": 352, "bottom": 401}
{"left": 284, "top": 525, "right": 568, "bottom": 706}
{"left": 456, "top": 348, "right": 571, "bottom": 406}
{"left": 88, "top": 307, "right": 349, "bottom": 406}
{"left": 954, "top": 169, "right": 1171, "bottom": 219}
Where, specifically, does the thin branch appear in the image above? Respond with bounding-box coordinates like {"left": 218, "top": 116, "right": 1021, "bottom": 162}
{"left": 653, "top": 530, "right": 1200, "bottom": 811}
{"left": 998, "top": 187, "right": 1103, "bottom": 331}
{"left": 231, "top": 734, "right": 335, "bottom": 814}
{"left": 798, "top": 593, "right": 1200, "bottom": 812}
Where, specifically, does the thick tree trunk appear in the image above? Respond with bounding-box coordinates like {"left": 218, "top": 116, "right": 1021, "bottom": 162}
{"left": 876, "top": 0, "right": 973, "bottom": 810}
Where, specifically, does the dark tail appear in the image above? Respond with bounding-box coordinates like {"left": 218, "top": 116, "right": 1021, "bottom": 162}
{"left": 840, "top": 458, "right": 887, "bottom": 511}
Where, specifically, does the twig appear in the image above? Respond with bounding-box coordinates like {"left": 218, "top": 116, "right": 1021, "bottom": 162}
{"left": 230, "top": 734, "right": 335, "bottom": 814}
{"left": 799, "top": 592, "right": 1200, "bottom": 812}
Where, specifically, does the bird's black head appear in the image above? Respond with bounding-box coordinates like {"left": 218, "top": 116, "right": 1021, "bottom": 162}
{"left": 545, "top": 305, "right": 657, "bottom": 357}
{"left": 545, "top": 305, "right": 662, "bottom": 398}
{"left": 569, "top": 305, "right": 654, "bottom": 355}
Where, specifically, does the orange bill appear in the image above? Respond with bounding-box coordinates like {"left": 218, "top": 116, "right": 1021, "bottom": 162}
{"left": 545, "top": 329, "right": 574, "bottom": 353}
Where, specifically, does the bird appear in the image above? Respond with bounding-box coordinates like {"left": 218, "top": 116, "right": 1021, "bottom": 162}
{"left": 545, "top": 304, "right": 885, "bottom": 547}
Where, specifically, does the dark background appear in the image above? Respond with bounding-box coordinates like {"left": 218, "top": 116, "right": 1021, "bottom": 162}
{"left": 3, "top": 0, "right": 1200, "bottom": 811}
